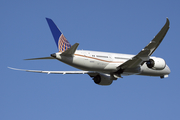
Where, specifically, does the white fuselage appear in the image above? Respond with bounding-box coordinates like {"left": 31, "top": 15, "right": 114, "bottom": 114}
{"left": 54, "top": 50, "right": 170, "bottom": 77}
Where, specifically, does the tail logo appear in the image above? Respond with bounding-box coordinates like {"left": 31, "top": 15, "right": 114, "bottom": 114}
{"left": 58, "top": 34, "right": 71, "bottom": 52}
{"left": 46, "top": 18, "right": 72, "bottom": 52}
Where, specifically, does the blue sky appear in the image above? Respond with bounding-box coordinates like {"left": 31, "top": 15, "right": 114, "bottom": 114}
{"left": 1, "top": 0, "right": 180, "bottom": 120}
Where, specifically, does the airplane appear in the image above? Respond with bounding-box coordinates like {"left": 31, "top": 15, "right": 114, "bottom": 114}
{"left": 9, "top": 18, "right": 171, "bottom": 85}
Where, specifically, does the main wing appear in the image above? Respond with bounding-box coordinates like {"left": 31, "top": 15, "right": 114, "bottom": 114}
{"left": 116, "top": 18, "right": 170, "bottom": 71}
{"left": 8, "top": 67, "right": 96, "bottom": 74}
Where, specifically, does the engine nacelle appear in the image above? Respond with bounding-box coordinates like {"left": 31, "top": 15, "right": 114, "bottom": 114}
{"left": 146, "top": 58, "right": 166, "bottom": 70}
{"left": 92, "top": 73, "right": 117, "bottom": 86}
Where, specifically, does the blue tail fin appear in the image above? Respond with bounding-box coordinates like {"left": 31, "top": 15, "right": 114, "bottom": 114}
{"left": 46, "top": 18, "right": 71, "bottom": 52}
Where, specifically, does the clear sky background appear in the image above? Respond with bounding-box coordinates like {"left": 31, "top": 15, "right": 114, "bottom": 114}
{"left": 1, "top": 0, "right": 180, "bottom": 120}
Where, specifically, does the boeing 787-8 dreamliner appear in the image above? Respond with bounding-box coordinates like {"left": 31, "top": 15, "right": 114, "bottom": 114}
{"left": 9, "top": 18, "right": 171, "bottom": 85}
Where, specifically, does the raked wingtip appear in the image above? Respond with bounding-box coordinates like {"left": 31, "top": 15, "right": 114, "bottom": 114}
{"left": 8, "top": 67, "right": 25, "bottom": 71}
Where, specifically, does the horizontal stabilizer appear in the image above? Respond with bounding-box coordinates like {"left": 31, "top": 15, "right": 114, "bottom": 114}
{"left": 61, "top": 43, "right": 79, "bottom": 56}
{"left": 24, "top": 57, "right": 55, "bottom": 60}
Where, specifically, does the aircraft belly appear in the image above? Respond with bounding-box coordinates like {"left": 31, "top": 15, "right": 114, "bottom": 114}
{"left": 104, "top": 63, "right": 119, "bottom": 72}
{"left": 123, "top": 66, "right": 141, "bottom": 75}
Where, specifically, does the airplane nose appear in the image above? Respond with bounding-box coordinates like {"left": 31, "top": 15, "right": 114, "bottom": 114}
{"left": 165, "top": 65, "right": 171, "bottom": 75}
{"left": 160, "top": 65, "right": 171, "bottom": 78}
{"left": 51, "top": 53, "right": 56, "bottom": 58}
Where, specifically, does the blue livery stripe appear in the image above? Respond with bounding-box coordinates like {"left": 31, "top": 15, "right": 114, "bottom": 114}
{"left": 46, "top": 18, "right": 62, "bottom": 48}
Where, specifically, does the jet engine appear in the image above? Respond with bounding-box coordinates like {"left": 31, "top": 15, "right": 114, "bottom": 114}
{"left": 91, "top": 73, "right": 117, "bottom": 86}
{"left": 146, "top": 58, "right": 166, "bottom": 70}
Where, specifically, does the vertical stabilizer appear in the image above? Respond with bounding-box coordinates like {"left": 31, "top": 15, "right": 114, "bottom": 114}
{"left": 46, "top": 18, "right": 71, "bottom": 52}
